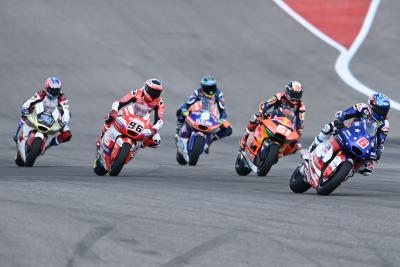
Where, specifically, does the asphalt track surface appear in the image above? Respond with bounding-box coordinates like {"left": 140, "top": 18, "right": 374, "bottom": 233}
{"left": 1, "top": 1, "right": 400, "bottom": 266}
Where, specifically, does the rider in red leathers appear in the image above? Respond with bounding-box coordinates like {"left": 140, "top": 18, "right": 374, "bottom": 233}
{"left": 240, "top": 81, "right": 306, "bottom": 156}
{"left": 14, "top": 77, "right": 72, "bottom": 148}
{"left": 97, "top": 78, "right": 165, "bottom": 148}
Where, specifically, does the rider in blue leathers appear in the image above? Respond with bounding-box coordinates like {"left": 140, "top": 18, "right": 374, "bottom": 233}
{"left": 175, "top": 76, "right": 232, "bottom": 153}
{"left": 309, "top": 92, "right": 390, "bottom": 176}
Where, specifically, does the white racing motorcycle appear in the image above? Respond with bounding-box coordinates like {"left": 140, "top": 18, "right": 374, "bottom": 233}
{"left": 15, "top": 101, "right": 62, "bottom": 167}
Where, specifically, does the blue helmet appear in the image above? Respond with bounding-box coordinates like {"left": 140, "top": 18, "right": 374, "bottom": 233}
{"left": 368, "top": 93, "right": 390, "bottom": 121}
{"left": 200, "top": 76, "right": 217, "bottom": 96}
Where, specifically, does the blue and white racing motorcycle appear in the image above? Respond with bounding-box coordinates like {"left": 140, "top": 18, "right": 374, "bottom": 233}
{"left": 176, "top": 99, "right": 222, "bottom": 166}
{"left": 290, "top": 119, "right": 378, "bottom": 195}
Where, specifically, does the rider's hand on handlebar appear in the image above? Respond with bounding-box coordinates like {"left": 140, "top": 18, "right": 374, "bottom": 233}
{"left": 104, "top": 110, "right": 118, "bottom": 123}
{"left": 21, "top": 108, "right": 29, "bottom": 117}
{"left": 182, "top": 109, "right": 189, "bottom": 117}
{"left": 333, "top": 119, "right": 345, "bottom": 129}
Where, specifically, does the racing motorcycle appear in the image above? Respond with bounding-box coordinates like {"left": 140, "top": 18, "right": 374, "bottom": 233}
{"left": 176, "top": 99, "right": 222, "bottom": 166}
{"left": 235, "top": 107, "right": 300, "bottom": 176}
{"left": 290, "top": 119, "right": 378, "bottom": 195}
{"left": 15, "top": 101, "right": 62, "bottom": 167}
{"left": 94, "top": 105, "right": 155, "bottom": 176}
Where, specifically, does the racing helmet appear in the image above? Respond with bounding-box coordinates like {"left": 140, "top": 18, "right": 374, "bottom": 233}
{"left": 44, "top": 77, "right": 62, "bottom": 98}
{"left": 143, "top": 78, "right": 163, "bottom": 102}
{"left": 368, "top": 93, "right": 390, "bottom": 121}
{"left": 285, "top": 81, "right": 303, "bottom": 104}
{"left": 200, "top": 76, "right": 217, "bottom": 97}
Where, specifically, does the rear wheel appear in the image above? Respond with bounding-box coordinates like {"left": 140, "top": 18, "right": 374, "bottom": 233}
{"left": 188, "top": 136, "right": 204, "bottom": 166}
{"left": 235, "top": 152, "right": 251, "bottom": 176}
{"left": 15, "top": 151, "right": 24, "bottom": 167}
{"left": 289, "top": 166, "right": 311, "bottom": 193}
{"left": 316, "top": 161, "right": 352, "bottom": 196}
{"left": 93, "top": 155, "right": 107, "bottom": 176}
{"left": 25, "top": 137, "right": 42, "bottom": 167}
{"left": 109, "top": 143, "right": 131, "bottom": 176}
{"left": 257, "top": 143, "right": 280, "bottom": 176}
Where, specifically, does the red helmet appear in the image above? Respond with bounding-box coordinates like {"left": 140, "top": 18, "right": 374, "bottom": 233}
{"left": 44, "top": 77, "right": 62, "bottom": 98}
{"left": 143, "top": 78, "right": 163, "bottom": 102}
{"left": 285, "top": 81, "right": 303, "bottom": 104}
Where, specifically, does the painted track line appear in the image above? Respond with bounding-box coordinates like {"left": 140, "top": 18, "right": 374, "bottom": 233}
{"left": 274, "top": 0, "right": 400, "bottom": 110}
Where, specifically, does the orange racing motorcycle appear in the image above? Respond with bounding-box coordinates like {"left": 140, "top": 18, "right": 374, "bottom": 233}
{"left": 235, "top": 107, "right": 300, "bottom": 176}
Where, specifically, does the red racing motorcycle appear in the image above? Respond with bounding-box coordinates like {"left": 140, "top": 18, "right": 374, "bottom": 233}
{"left": 94, "top": 107, "right": 155, "bottom": 176}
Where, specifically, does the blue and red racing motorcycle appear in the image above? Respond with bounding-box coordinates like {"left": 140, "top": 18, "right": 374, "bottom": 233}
{"left": 176, "top": 99, "right": 223, "bottom": 166}
{"left": 290, "top": 119, "right": 378, "bottom": 195}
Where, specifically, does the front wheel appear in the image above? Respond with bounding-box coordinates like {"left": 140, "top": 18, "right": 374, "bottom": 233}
{"left": 25, "top": 137, "right": 43, "bottom": 167}
{"left": 188, "top": 135, "right": 204, "bottom": 166}
{"left": 257, "top": 143, "right": 280, "bottom": 176}
{"left": 289, "top": 166, "right": 311, "bottom": 193}
{"left": 316, "top": 161, "right": 353, "bottom": 196}
{"left": 235, "top": 152, "right": 251, "bottom": 176}
{"left": 109, "top": 143, "right": 132, "bottom": 176}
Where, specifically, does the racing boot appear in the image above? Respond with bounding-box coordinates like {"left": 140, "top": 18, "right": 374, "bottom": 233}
{"left": 204, "top": 136, "right": 218, "bottom": 154}
{"left": 356, "top": 161, "right": 374, "bottom": 176}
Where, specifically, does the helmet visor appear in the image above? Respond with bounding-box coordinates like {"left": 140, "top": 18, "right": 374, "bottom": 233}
{"left": 287, "top": 90, "right": 302, "bottom": 101}
{"left": 202, "top": 85, "right": 217, "bottom": 95}
{"left": 371, "top": 104, "right": 389, "bottom": 118}
{"left": 145, "top": 86, "right": 161, "bottom": 99}
{"left": 47, "top": 87, "right": 61, "bottom": 97}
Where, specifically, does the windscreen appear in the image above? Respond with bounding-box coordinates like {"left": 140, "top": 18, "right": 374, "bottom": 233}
{"left": 269, "top": 106, "right": 296, "bottom": 122}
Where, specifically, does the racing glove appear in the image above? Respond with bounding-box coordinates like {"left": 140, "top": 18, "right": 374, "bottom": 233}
{"left": 21, "top": 108, "right": 29, "bottom": 117}
{"left": 104, "top": 110, "right": 118, "bottom": 123}
{"left": 182, "top": 109, "right": 189, "bottom": 117}
{"left": 59, "top": 120, "right": 67, "bottom": 128}
{"left": 333, "top": 119, "right": 345, "bottom": 129}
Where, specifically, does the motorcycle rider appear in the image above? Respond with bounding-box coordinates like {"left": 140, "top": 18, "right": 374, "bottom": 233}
{"left": 308, "top": 92, "right": 390, "bottom": 176}
{"left": 97, "top": 78, "right": 165, "bottom": 148}
{"left": 14, "top": 77, "right": 72, "bottom": 149}
{"left": 175, "top": 76, "right": 232, "bottom": 153}
{"left": 240, "top": 81, "right": 306, "bottom": 156}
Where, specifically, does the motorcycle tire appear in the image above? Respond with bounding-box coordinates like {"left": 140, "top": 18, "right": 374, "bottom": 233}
{"left": 15, "top": 151, "right": 24, "bottom": 167}
{"left": 235, "top": 152, "right": 251, "bottom": 176}
{"left": 289, "top": 166, "right": 311, "bottom": 193}
{"left": 109, "top": 143, "right": 131, "bottom": 176}
{"left": 188, "top": 136, "right": 204, "bottom": 166}
{"left": 257, "top": 143, "right": 280, "bottom": 177}
{"left": 93, "top": 156, "right": 108, "bottom": 176}
{"left": 316, "top": 161, "right": 352, "bottom": 196}
{"left": 25, "top": 137, "right": 42, "bottom": 167}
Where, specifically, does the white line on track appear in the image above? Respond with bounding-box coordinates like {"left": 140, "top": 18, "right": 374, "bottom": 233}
{"left": 273, "top": 0, "right": 400, "bottom": 110}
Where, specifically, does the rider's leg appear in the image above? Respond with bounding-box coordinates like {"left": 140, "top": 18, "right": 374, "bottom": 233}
{"left": 96, "top": 122, "right": 112, "bottom": 148}
{"left": 309, "top": 122, "right": 335, "bottom": 152}
{"left": 240, "top": 115, "right": 258, "bottom": 149}
{"left": 142, "top": 133, "right": 161, "bottom": 148}
{"left": 14, "top": 119, "right": 24, "bottom": 143}
{"left": 205, "top": 123, "right": 232, "bottom": 154}
{"left": 354, "top": 160, "right": 374, "bottom": 176}
{"left": 48, "top": 125, "right": 72, "bottom": 148}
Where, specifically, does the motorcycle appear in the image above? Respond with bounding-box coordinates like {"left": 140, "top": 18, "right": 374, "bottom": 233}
{"left": 235, "top": 107, "right": 300, "bottom": 176}
{"left": 94, "top": 105, "right": 155, "bottom": 176}
{"left": 290, "top": 119, "right": 378, "bottom": 195}
{"left": 15, "top": 101, "right": 62, "bottom": 167}
{"left": 176, "top": 99, "right": 222, "bottom": 166}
